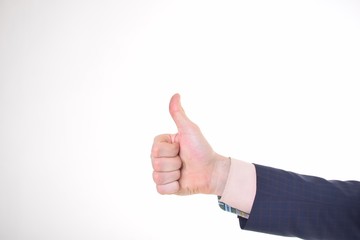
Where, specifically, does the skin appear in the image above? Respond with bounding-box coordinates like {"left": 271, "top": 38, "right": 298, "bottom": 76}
{"left": 150, "top": 93, "right": 231, "bottom": 196}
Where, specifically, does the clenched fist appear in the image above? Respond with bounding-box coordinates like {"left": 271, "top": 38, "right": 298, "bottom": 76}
{"left": 150, "top": 93, "right": 230, "bottom": 196}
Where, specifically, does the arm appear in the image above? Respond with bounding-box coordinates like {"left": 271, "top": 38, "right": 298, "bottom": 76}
{"left": 222, "top": 160, "right": 360, "bottom": 239}
{"left": 241, "top": 164, "right": 360, "bottom": 239}
{"left": 151, "top": 93, "right": 360, "bottom": 239}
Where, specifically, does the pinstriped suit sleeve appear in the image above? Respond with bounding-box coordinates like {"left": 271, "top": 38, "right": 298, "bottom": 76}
{"left": 239, "top": 164, "right": 360, "bottom": 240}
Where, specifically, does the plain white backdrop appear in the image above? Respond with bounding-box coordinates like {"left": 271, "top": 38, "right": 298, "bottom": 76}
{"left": 1, "top": 1, "right": 359, "bottom": 239}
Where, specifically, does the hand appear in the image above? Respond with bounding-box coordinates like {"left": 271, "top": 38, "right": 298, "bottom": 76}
{"left": 151, "top": 93, "right": 230, "bottom": 196}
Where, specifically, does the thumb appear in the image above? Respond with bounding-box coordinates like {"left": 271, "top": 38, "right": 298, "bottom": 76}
{"left": 169, "top": 93, "right": 192, "bottom": 131}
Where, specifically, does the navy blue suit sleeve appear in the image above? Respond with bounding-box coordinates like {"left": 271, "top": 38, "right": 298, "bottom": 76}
{"left": 239, "top": 164, "right": 360, "bottom": 240}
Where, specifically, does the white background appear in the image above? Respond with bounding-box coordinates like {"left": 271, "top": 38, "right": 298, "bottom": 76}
{"left": 1, "top": 1, "right": 359, "bottom": 239}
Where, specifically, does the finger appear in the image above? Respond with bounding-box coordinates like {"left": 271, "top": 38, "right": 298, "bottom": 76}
{"left": 153, "top": 170, "right": 180, "bottom": 185}
{"left": 169, "top": 93, "right": 192, "bottom": 131}
{"left": 151, "top": 139, "right": 179, "bottom": 158}
{"left": 151, "top": 156, "right": 182, "bottom": 172}
{"left": 156, "top": 181, "right": 180, "bottom": 195}
{"left": 153, "top": 134, "right": 172, "bottom": 144}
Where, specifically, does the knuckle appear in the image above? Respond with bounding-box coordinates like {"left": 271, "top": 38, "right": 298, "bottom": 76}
{"left": 152, "top": 171, "right": 161, "bottom": 184}
{"left": 151, "top": 158, "right": 162, "bottom": 171}
{"left": 189, "top": 121, "right": 200, "bottom": 131}
{"left": 153, "top": 134, "right": 162, "bottom": 143}
{"left": 150, "top": 145, "right": 160, "bottom": 158}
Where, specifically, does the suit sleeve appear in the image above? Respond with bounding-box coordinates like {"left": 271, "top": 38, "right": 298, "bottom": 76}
{"left": 239, "top": 164, "right": 360, "bottom": 240}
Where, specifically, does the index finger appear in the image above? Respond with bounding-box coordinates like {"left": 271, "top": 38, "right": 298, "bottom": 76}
{"left": 151, "top": 134, "right": 179, "bottom": 158}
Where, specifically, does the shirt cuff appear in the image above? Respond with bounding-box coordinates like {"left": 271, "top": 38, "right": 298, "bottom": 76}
{"left": 218, "top": 196, "right": 250, "bottom": 219}
{"left": 218, "top": 157, "right": 257, "bottom": 215}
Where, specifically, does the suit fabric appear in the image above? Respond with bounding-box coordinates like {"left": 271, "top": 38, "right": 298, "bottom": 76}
{"left": 239, "top": 164, "right": 360, "bottom": 239}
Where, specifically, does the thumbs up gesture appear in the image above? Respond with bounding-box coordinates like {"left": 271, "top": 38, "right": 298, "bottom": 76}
{"left": 151, "top": 94, "right": 230, "bottom": 196}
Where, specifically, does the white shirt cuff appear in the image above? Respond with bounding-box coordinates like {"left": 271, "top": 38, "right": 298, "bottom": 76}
{"left": 219, "top": 158, "right": 257, "bottom": 214}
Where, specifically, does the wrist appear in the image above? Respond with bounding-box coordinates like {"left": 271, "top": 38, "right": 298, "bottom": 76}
{"left": 210, "top": 154, "right": 231, "bottom": 196}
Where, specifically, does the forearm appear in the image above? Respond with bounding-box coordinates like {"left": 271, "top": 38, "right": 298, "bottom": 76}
{"left": 241, "top": 164, "right": 360, "bottom": 239}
